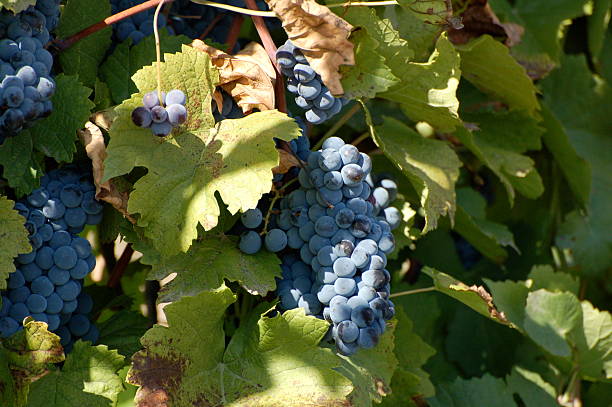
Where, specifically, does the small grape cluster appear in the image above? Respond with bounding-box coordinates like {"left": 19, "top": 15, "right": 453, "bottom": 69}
{"left": 0, "top": 1, "right": 60, "bottom": 138}
{"left": 110, "top": 0, "right": 172, "bottom": 45}
{"left": 276, "top": 40, "right": 346, "bottom": 125}
{"left": 238, "top": 137, "right": 400, "bottom": 355}
{"left": 212, "top": 89, "right": 243, "bottom": 122}
{"left": 131, "top": 89, "right": 188, "bottom": 137}
{"left": 0, "top": 166, "right": 102, "bottom": 348}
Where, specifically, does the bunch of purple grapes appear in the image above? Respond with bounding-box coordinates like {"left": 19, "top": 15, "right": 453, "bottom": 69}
{"left": 276, "top": 40, "right": 347, "bottom": 125}
{"left": 0, "top": 166, "right": 102, "bottom": 349}
{"left": 110, "top": 0, "right": 172, "bottom": 45}
{"left": 131, "top": 89, "right": 187, "bottom": 137}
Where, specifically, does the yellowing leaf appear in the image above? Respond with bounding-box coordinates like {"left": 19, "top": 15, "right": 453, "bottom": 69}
{"left": 266, "top": 0, "right": 355, "bottom": 95}
{"left": 0, "top": 196, "right": 30, "bottom": 290}
{"left": 104, "top": 46, "right": 300, "bottom": 256}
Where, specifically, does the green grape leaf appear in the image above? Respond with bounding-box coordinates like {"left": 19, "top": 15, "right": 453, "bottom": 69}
{"left": 341, "top": 29, "right": 399, "bottom": 99}
{"left": 128, "top": 288, "right": 354, "bottom": 406}
{"left": 587, "top": 0, "right": 612, "bottom": 61}
{"left": 148, "top": 234, "right": 282, "bottom": 302}
{"left": 456, "top": 110, "right": 544, "bottom": 204}
{"left": 382, "top": 5, "right": 442, "bottom": 62}
{"left": 428, "top": 374, "right": 516, "bottom": 407}
{"left": 29, "top": 74, "right": 95, "bottom": 162}
{"left": 454, "top": 188, "right": 517, "bottom": 263}
{"left": 488, "top": 0, "right": 588, "bottom": 77}
{"left": 541, "top": 55, "right": 612, "bottom": 277}
{"left": 456, "top": 35, "right": 540, "bottom": 118}
{"left": 374, "top": 117, "right": 461, "bottom": 233}
{"left": 97, "top": 310, "right": 150, "bottom": 358}
{"left": 422, "top": 267, "right": 512, "bottom": 326}
{"left": 380, "top": 34, "right": 461, "bottom": 131}
{"left": 576, "top": 301, "right": 612, "bottom": 380}
{"left": 0, "top": 132, "right": 44, "bottom": 196}
{"left": 27, "top": 342, "right": 125, "bottom": 407}
{"left": 57, "top": 0, "right": 112, "bottom": 87}
{"left": 0, "top": 347, "right": 20, "bottom": 407}
{"left": 336, "top": 321, "right": 398, "bottom": 405}
{"left": 527, "top": 265, "right": 580, "bottom": 295}
{"left": 104, "top": 46, "right": 301, "bottom": 256}
{"left": 506, "top": 367, "right": 557, "bottom": 407}
{"left": 0, "top": 0, "right": 35, "bottom": 13}
{"left": 99, "top": 30, "right": 191, "bottom": 104}
{"left": 0, "top": 196, "right": 30, "bottom": 290}
{"left": 380, "top": 308, "right": 435, "bottom": 406}
{"left": 396, "top": 0, "right": 454, "bottom": 26}
{"left": 539, "top": 105, "right": 591, "bottom": 207}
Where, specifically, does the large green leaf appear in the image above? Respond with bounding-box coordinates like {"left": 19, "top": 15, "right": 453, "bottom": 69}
{"left": 99, "top": 30, "right": 191, "bottom": 104}
{"left": 541, "top": 55, "right": 612, "bottom": 276}
{"left": 0, "top": 133, "right": 43, "bottom": 197}
{"left": 506, "top": 367, "right": 557, "bottom": 407}
{"left": 57, "top": 0, "right": 112, "bottom": 87}
{"left": 340, "top": 29, "right": 399, "bottom": 99}
{"left": 489, "top": 0, "right": 589, "bottom": 76}
{"left": 0, "top": 196, "right": 30, "bottom": 290}
{"left": 374, "top": 117, "right": 461, "bottom": 232}
{"left": 96, "top": 310, "right": 150, "bottom": 358}
{"left": 456, "top": 110, "right": 544, "bottom": 204}
{"left": 380, "top": 34, "right": 462, "bottom": 131}
{"left": 27, "top": 342, "right": 125, "bottom": 407}
{"left": 577, "top": 301, "right": 612, "bottom": 380}
{"left": 587, "top": 0, "right": 612, "bottom": 61}
{"left": 456, "top": 35, "right": 540, "bottom": 118}
{"left": 148, "top": 234, "right": 282, "bottom": 302}
{"left": 128, "top": 287, "right": 357, "bottom": 406}
{"left": 428, "top": 374, "right": 516, "bottom": 407}
{"left": 104, "top": 46, "right": 301, "bottom": 256}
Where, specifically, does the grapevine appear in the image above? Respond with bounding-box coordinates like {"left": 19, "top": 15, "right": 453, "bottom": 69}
{"left": 0, "top": 0, "right": 609, "bottom": 406}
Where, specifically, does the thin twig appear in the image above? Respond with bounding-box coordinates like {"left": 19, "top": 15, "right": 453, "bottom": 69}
{"left": 107, "top": 244, "right": 134, "bottom": 288}
{"left": 261, "top": 192, "right": 282, "bottom": 235}
{"left": 351, "top": 131, "right": 370, "bottom": 147}
{"left": 313, "top": 102, "right": 360, "bottom": 150}
{"left": 199, "top": 13, "right": 224, "bottom": 40}
{"left": 153, "top": 0, "right": 166, "bottom": 105}
{"left": 389, "top": 286, "right": 436, "bottom": 298}
{"left": 226, "top": 15, "right": 244, "bottom": 51}
{"left": 55, "top": 0, "right": 175, "bottom": 50}
{"left": 191, "top": 0, "right": 277, "bottom": 16}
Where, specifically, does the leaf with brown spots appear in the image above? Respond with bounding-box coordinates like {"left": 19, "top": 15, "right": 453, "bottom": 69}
{"left": 423, "top": 267, "right": 511, "bottom": 326}
{"left": 128, "top": 288, "right": 356, "bottom": 406}
{"left": 192, "top": 40, "right": 276, "bottom": 113}
{"left": 103, "top": 45, "right": 301, "bottom": 257}
{"left": 265, "top": 0, "right": 355, "bottom": 95}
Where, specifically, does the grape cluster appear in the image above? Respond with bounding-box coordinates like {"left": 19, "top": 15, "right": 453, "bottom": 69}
{"left": 131, "top": 89, "right": 188, "bottom": 137}
{"left": 212, "top": 89, "right": 243, "bottom": 122}
{"left": 0, "top": 1, "right": 60, "bottom": 138}
{"left": 0, "top": 166, "right": 102, "bottom": 348}
{"left": 276, "top": 40, "right": 346, "bottom": 125}
{"left": 110, "top": 0, "right": 171, "bottom": 45}
{"left": 239, "top": 137, "right": 400, "bottom": 355}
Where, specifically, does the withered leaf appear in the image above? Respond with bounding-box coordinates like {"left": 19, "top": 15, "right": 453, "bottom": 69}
{"left": 448, "top": 0, "right": 523, "bottom": 47}
{"left": 265, "top": 0, "right": 355, "bottom": 95}
{"left": 191, "top": 40, "right": 276, "bottom": 112}
{"left": 78, "top": 121, "right": 134, "bottom": 223}
{"left": 273, "top": 148, "right": 303, "bottom": 175}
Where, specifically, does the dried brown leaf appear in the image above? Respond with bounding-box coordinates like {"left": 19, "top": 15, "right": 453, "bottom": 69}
{"left": 191, "top": 40, "right": 276, "bottom": 112}
{"left": 78, "top": 121, "right": 134, "bottom": 223}
{"left": 448, "top": 0, "right": 523, "bottom": 47}
{"left": 265, "top": 0, "right": 355, "bottom": 95}
{"left": 273, "top": 148, "right": 303, "bottom": 175}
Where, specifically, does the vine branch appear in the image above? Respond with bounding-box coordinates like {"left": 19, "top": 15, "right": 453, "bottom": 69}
{"left": 107, "top": 243, "right": 134, "bottom": 289}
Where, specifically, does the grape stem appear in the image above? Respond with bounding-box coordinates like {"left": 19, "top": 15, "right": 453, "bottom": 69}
{"left": 55, "top": 0, "right": 175, "bottom": 51}
{"left": 389, "top": 286, "right": 436, "bottom": 298}
{"left": 154, "top": 0, "right": 166, "bottom": 106}
{"left": 107, "top": 244, "right": 135, "bottom": 289}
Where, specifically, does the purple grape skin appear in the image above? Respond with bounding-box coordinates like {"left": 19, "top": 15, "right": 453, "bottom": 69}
{"left": 150, "top": 106, "right": 168, "bottom": 123}
{"left": 165, "top": 89, "right": 186, "bottom": 105}
{"left": 131, "top": 107, "right": 152, "bottom": 128}
{"left": 151, "top": 121, "right": 173, "bottom": 137}
{"left": 166, "top": 104, "right": 187, "bottom": 125}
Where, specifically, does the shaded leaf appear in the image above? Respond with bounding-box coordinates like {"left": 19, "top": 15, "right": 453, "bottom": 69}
{"left": 397, "top": 0, "right": 455, "bottom": 26}
{"left": 0, "top": 131, "right": 43, "bottom": 197}
{"left": 374, "top": 117, "right": 461, "bottom": 232}
{"left": 527, "top": 265, "right": 579, "bottom": 295}
{"left": 447, "top": 0, "right": 520, "bottom": 46}
{"left": 57, "top": 0, "right": 112, "bottom": 87}
{"left": 97, "top": 311, "right": 150, "bottom": 358}
{"left": 506, "top": 367, "right": 557, "bottom": 407}
{"left": 428, "top": 374, "right": 516, "bottom": 407}
{"left": 577, "top": 301, "right": 612, "bottom": 380}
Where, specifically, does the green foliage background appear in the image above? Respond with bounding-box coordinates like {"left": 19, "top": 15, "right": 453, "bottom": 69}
{"left": 0, "top": 0, "right": 611, "bottom": 406}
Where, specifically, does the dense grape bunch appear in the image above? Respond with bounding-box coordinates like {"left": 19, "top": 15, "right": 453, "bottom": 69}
{"left": 0, "top": 1, "right": 60, "bottom": 139}
{"left": 131, "top": 89, "right": 188, "bottom": 137}
{"left": 276, "top": 40, "right": 347, "bottom": 125}
{"left": 110, "top": 0, "right": 171, "bottom": 45}
{"left": 0, "top": 165, "right": 102, "bottom": 347}
{"left": 239, "top": 137, "right": 400, "bottom": 355}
